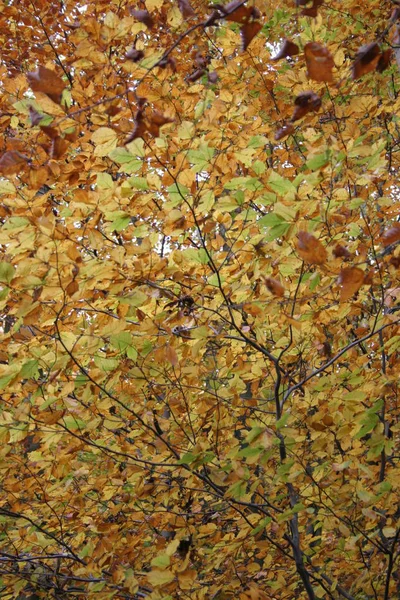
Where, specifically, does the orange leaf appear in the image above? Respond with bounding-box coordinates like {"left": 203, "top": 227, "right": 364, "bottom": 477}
{"left": 304, "top": 42, "right": 334, "bottom": 82}
{"left": 165, "top": 345, "right": 178, "bottom": 367}
{"left": 333, "top": 244, "right": 351, "bottom": 259}
{"left": 337, "top": 267, "right": 364, "bottom": 302}
{"left": 297, "top": 232, "right": 327, "bottom": 265}
{"left": 27, "top": 66, "right": 66, "bottom": 104}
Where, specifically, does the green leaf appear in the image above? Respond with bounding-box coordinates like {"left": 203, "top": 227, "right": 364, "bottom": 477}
{"left": 151, "top": 554, "right": 171, "bottom": 569}
{"left": 128, "top": 177, "right": 148, "bottom": 190}
{"left": 110, "top": 332, "right": 133, "bottom": 352}
{"left": 178, "top": 452, "right": 196, "bottom": 465}
{"left": 0, "top": 263, "right": 15, "bottom": 284}
{"left": 109, "top": 147, "right": 142, "bottom": 173}
{"left": 94, "top": 356, "right": 119, "bottom": 372}
{"left": 268, "top": 171, "right": 296, "bottom": 197}
{"left": 258, "top": 213, "right": 285, "bottom": 227}
{"left": 20, "top": 359, "right": 39, "bottom": 379}
{"left": 112, "top": 215, "right": 131, "bottom": 232}
{"left": 0, "top": 179, "right": 16, "bottom": 195}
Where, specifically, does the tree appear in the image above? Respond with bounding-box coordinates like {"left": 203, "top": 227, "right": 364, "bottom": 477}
{"left": 0, "top": 0, "right": 400, "bottom": 598}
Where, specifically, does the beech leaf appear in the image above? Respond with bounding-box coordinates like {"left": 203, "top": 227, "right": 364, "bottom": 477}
{"left": 297, "top": 231, "right": 327, "bottom": 265}
{"left": 337, "top": 267, "right": 365, "bottom": 302}
{"left": 27, "top": 66, "right": 66, "bottom": 104}
{"left": 352, "top": 42, "right": 381, "bottom": 79}
{"left": 304, "top": 42, "right": 334, "bottom": 82}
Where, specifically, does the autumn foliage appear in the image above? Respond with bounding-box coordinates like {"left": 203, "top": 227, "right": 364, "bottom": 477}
{"left": 1, "top": 0, "right": 400, "bottom": 599}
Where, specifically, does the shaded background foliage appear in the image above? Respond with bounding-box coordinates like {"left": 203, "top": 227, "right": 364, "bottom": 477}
{"left": 0, "top": 0, "right": 400, "bottom": 598}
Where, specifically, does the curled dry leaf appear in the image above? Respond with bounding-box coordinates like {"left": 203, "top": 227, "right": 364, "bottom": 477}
{"left": 130, "top": 9, "right": 154, "bottom": 29}
{"left": 27, "top": 66, "right": 66, "bottom": 104}
{"left": 304, "top": 42, "right": 334, "bottom": 82}
{"left": 337, "top": 267, "right": 364, "bottom": 302}
{"left": 265, "top": 277, "right": 285, "bottom": 297}
{"left": 271, "top": 39, "right": 300, "bottom": 61}
{"left": 352, "top": 42, "right": 381, "bottom": 79}
{"left": 0, "top": 151, "right": 30, "bottom": 175}
{"left": 292, "top": 91, "right": 321, "bottom": 121}
{"left": 297, "top": 231, "right": 327, "bottom": 265}
{"left": 240, "top": 20, "right": 262, "bottom": 52}
{"left": 177, "top": 0, "right": 195, "bottom": 17}
{"left": 275, "top": 122, "right": 294, "bottom": 140}
{"left": 381, "top": 223, "right": 400, "bottom": 247}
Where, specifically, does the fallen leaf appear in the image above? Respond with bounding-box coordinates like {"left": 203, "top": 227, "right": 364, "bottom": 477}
{"left": 337, "top": 267, "right": 364, "bottom": 301}
{"left": 27, "top": 66, "right": 66, "bottom": 104}
{"left": 304, "top": 42, "right": 334, "bottom": 82}
{"left": 297, "top": 231, "right": 327, "bottom": 265}
{"left": 271, "top": 39, "right": 300, "bottom": 61}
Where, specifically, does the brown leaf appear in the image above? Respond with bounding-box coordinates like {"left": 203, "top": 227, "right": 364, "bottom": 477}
{"left": 265, "top": 277, "right": 285, "bottom": 297}
{"left": 304, "top": 42, "right": 334, "bottom": 82}
{"left": 297, "top": 231, "right": 327, "bottom": 265}
{"left": 126, "top": 48, "right": 145, "bottom": 62}
{"left": 272, "top": 39, "right": 300, "bottom": 61}
{"left": 165, "top": 344, "right": 178, "bottom": 367}
{"left": 0, "top": 151, "right": 30, "bottom": 175}
{"left": 333, "top": 244, "right": 351, "bottom": 259}
{"left": 40, "top": 125, "right": 59, "bottom": 139}
{"left": 177, "top": 0, "right": 195, "bottom": 17}
{"left": 275, "top": 122, "right": 294, "bottom": 140}
{"left": 50, "top": 136, "right": 69, "bottom": 159}
{"left": 352, "top": 42, "right": 381, "bottom": 79}
{"left": 381, "top": 223, "right": 400, "bottom": 247}
{"left": 26, "top": 66, "right": 66, "bottom": 104}
{"left": 208, "top": 71, "right": 218, "bottom": 83}
{"left": 337, "top": 267, "right": 364, "bottom": 302}
{"left": 292, "top": 91, "right": 321, "bottom": 121}
{"left": 130, "top": 9, "right": 154, "bottom": 29}
{"left": 376, "top": 48, "right": 392, "bottom": 73}
{"left": 240, "top": 20, "right": 262, "bottom": 52}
